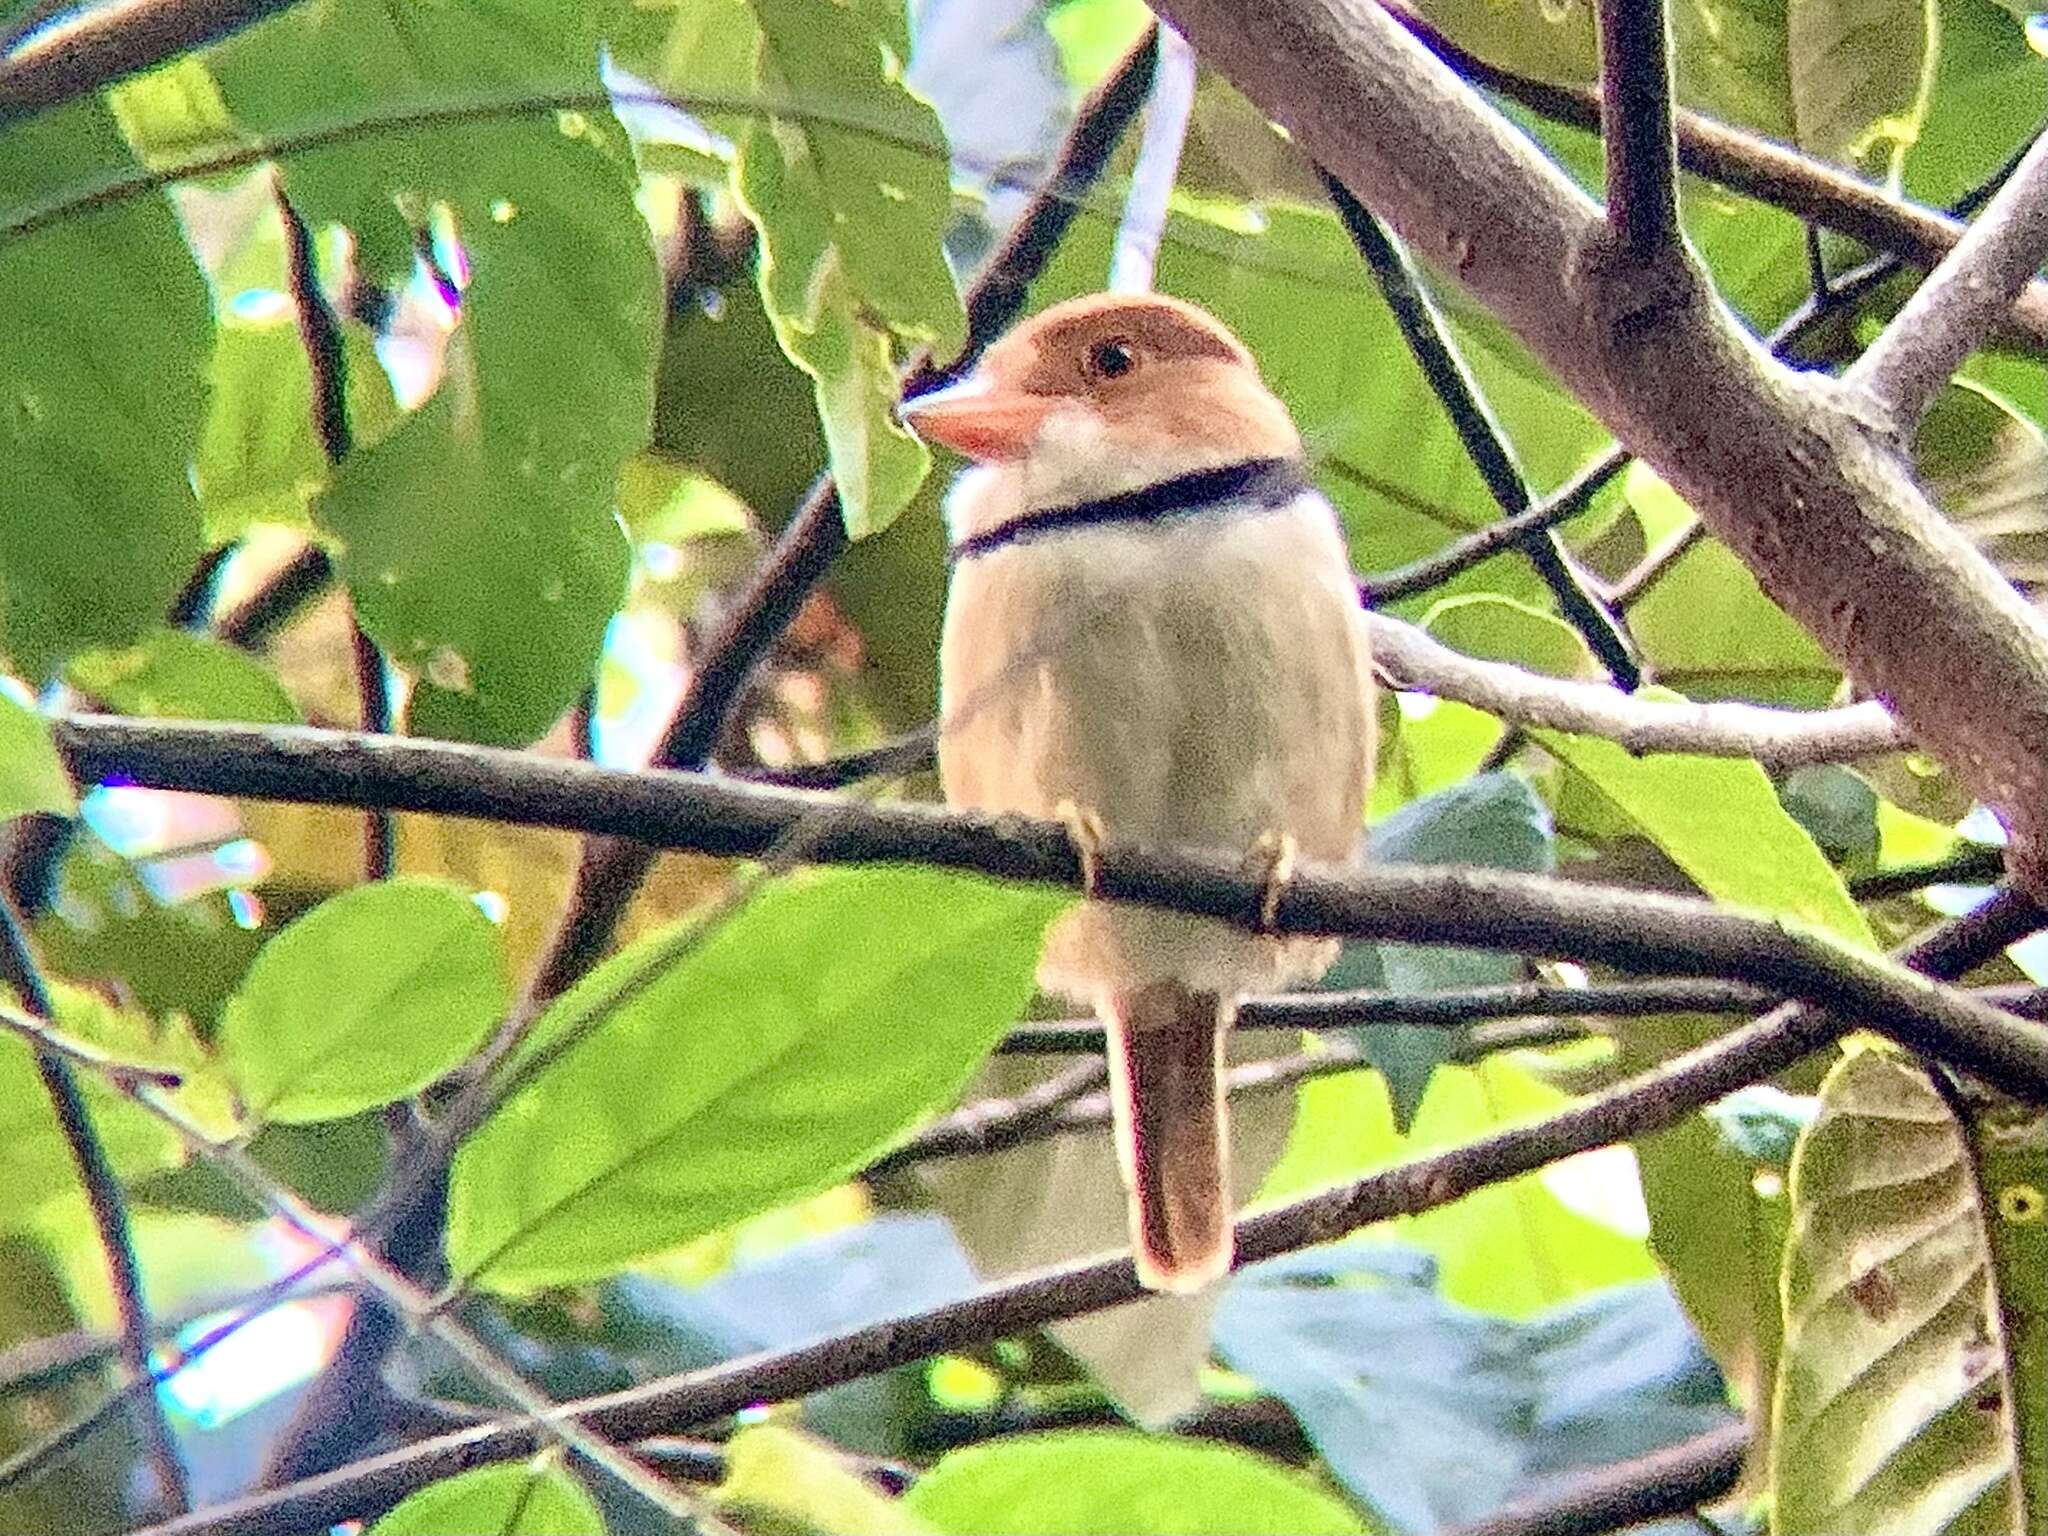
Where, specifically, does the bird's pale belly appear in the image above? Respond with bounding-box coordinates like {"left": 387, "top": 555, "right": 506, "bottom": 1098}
{"left": 938, "top": 498, "right": 1372, "bottom": 1000}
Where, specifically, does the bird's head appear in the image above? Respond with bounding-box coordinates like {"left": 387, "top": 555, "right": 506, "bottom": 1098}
{"left": 900, "top": 293, "right": 1300, "bottom": 509}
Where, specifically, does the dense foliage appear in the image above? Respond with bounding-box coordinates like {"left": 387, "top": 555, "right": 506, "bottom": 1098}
{"left": 0, "top": 0, "right": 2041, "bottom": 1531}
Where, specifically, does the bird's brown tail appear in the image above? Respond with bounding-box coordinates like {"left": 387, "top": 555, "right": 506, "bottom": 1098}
{"left": 1103, "top": 982, "right": 1233, "bottom": 1293}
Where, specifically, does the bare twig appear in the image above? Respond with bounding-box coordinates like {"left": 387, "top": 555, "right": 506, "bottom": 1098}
{"left": 1446, "top": 1422, "right": 1748, "bottom": 1536}
{"left": 1850, "top": 843, "right": 2008, "bottom": 900}
{"left": 1109, "top": 24, "right": 1192, "bottom": 293}
{"left": 867, "top": 1058, "right": 1109, "bottom": 1172}
{"left": 1846, "top": 127, "right": 2048, "bottom": 425}
{"left": 1389, "top": 8, "right": 2048, "bottom": 348}
{"left": 1361, "top": 448, "right": 1631, "bottom": 606}
{"left": 997, "top": 977, "right": 1782, "bottom": 1051}
{"left": 1595, "top": 0, "right": 1679, "bottom": 258}
{"left": 1367, "top": 615, "right": 1909, "bottom": 763}
{"left": 0, "top": 898, "right": 189, "bottom": 1518}
{"left": 77, "top": 1069, "right": 722, "bottom": 1529}
{"left": 1321, "top": 173, "right": 1639, "bottom": 686}
{"left": 214, "top": 544, "right": 333, "bottom": 651}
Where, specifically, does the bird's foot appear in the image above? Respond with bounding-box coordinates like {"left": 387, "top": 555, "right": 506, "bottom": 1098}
{"left": 1245, "top": 830, "right": 1298, "bottom": 932}
{"left": 1054, "top": 798, "right": 1109, "bottom": 898}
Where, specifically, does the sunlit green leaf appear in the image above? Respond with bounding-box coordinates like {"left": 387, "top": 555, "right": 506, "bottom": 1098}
{"left": 1772, "top": 1048, "right": 2026, "bottom": 1533}
{"left": 1260, "top": 1059, "right": 1656, "bottom": 1318}
{"left": 0, "top": 696, "right": 75, "bottom": 820}
{"left": 218, "top": 877, "right": 505, "bottom": 1124}
{"left": 1546, "top": 721, "right": 1874, "bottom": 946}
{"left": 0, "top": 1040, "right": 179, "bottom": 1232}
{"left": 903, "top": 1431, "right": 1369, "bottom": 1535}
{"left": 720, "top": 1424, "right": 935, "bottom": 1535}
{"left": 67, "top": 629, "right": 301, "bottom": 725}
{"left": 0, "top": 102, "right": 208, "bottom": 678}
{"left": 448, "top": 867, "right": 1059, "bottom": 1290}
{"left": 671, "top": 0, "right": 968, "bottom": 537}
{"left": 1919, "top": 380, "right": 2048, "bottom": 600}
{"left": 208, "top": 0, "right": 661, "bottom": 746}
{"left": 367, "top": 1462, "right": 604, "bottom": 1536}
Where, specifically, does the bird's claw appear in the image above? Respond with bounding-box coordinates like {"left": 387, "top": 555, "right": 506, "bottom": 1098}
{"left": 1246, "top": 830, "right": 1298, "bottom": 932}
{"left": 1055, "top": 798, "right": 1108, "bottom": 898}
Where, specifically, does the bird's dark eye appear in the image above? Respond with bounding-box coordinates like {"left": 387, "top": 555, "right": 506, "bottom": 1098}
{"left": 1086, "top": 337, "right": 1137, "bottom": 381}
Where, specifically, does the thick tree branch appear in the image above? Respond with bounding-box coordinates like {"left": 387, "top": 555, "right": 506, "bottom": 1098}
{"left": 1151, "top": 0, "right": 2048, "bottom": 886}
{"left": 1594, "top": 0, "right": 1678, "bottom": 257}
{"left": 1368, "top": 615, "right": 1908, "bottom": 763}
{"left": 1846, "top": 127, "right": 2048, "bottom": 425}
{"left": 1391, "top": 9, "right": 2048, "bottom": 348}
{"left": 0, "top": 0, "right": 301, "bottom": 120}
{"left": 0, "top": 898, "right": 189, "bottom": 1518}
{"left": 1321, "top": 174, "right": 1639, "bottom": 686}
{"left": 44, "top": 716, "right": 2048, "bottom": 1100}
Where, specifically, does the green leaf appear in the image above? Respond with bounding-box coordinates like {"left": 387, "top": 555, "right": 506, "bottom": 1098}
{"left": 1542, "top": 721, "right": 1875, "bottom": 947}
{"left": 719, "top": 1424, "right": 936, "bottom": 1535}
{"left": 1631, "top": 1084, "right": 1803, "bottom": 1463}
{"left": 447, "top": 867, "right": 1060, "bottom": 1290}
{"left": 0, "top": 1039, "right": 180, "bottom": 1231}
{"left": 1623, "top": 474, "right": 1839, "bottom": 707}
{"left": 1971, "top": 1094, "right": 2048, "bottom": 1524}
{"left": 366, "top": 1462, "right": 604, "bottom": 1536}
{"left": 1906, "top": 0, "right": 2039, "bottom": 208}
{"left": 1216, "top": 1250, "right": 1733, "bottom": 1535}
{"left": 208, "top": 0, "right": 661, "bottom": 746}
{"left": 0, "top": 696, "right": 75, "bottom": 820}
{"left": 1772, "top": 1048, "right": 2026, "bottom": 1533}
{"left": 1259, "top": 1060, "right": 1656, "bottom": 1318}
{"left": 1918, "top": 380, "right": 2048, "bottom": 600}
{"left": 902, "top": 1431, "right": 1369, "bottom": 1536}
{"left": 1334, "top": 772, "right": 1554, "bottom": 1125}
{"left": 0, "top": 101, "right": 208, "bottom": 678}
{"left": 319, "top": 388, "right": 634, "bottom": 747}
{"left": 1405, "top": 0, "right": 1933, "bottom": 173}
{"left": 693, "top": 0, "right": 965, "bottom": 537}
{"left": 217, "top": 878, "right": 506, "bottom": 1124}
{"left": 1778, "top": 0, "right": 1938, "bottom": 171}
{"left": 66, "top": 629, "right": 301, "bottom": 725}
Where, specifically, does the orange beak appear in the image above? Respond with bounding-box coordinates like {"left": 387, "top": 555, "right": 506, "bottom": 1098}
{"left": 899, "top": 374, "right": 1057, "bottom": 461}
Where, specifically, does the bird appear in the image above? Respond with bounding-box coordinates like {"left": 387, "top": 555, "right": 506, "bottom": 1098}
{"left": 899, "top": 292, "right": 1375, "bottom": 1293}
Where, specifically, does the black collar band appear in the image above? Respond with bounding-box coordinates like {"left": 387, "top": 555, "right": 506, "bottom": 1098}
{"left": 947, "top": 456, "right": 1309, "bottom": 563}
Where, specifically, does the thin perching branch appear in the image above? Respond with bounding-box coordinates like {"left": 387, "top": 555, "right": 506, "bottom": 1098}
{"left": 1595, "top": 0, "right": 1680, "bottom": 257}
{"left": 0, "top": 896, "right": 190, "bottom": 1518}
{"left": 1846, "top": 126, "right": 2048, "bottom": 426}
{"left": 1320, "top": 173, "right": 1640, "bottom": 688}
{"left": 1367, "top": 615, "right": 1910, "bottom": 764}
{"left": 1108, "top": 23, "right": 1194, "bottom": 293}
{"left": 44, "top": 716, "right": 2048, "bottom": 1101}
